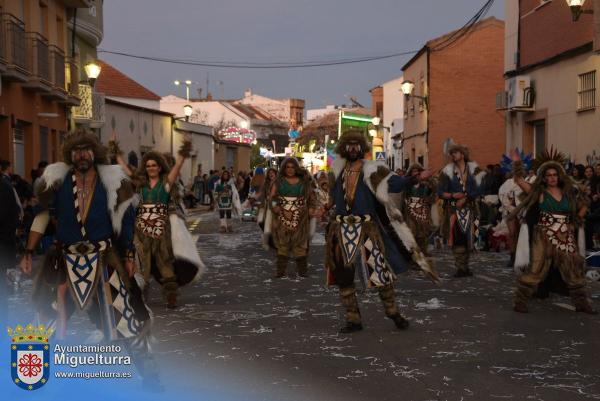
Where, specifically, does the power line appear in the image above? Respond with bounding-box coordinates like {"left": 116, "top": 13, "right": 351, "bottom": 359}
{"left": 97, "top": 49, "right": 420, "bottom": 69}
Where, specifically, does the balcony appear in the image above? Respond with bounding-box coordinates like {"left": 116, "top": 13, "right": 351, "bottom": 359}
{"left": 21, "top": 32, "right": 52, "bottom": 93}
{"left": 73, "top": 84, "right": 105, "bottom": 127}
{"left": 2, "top": 13, "right": 29, "bottom": 81}
{"left": 43, "top": 45, "right": 68, "bottom": 101}
{"left": 63, "top": 56, "right": 80, "bottom": 106}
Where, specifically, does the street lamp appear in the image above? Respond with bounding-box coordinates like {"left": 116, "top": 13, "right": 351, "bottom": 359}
{"left": 84, "top": 61, "right": 101, "bottom": 88}
{"left": 174, "top": 79, "right": 193, "bottom": 101}
{"left": 183, "top": 104, "right": 193, "bottom": 121}
{"left": 566, "top": 0, "right": 592, "bottom": 21}
{"left": 401, "top": 80, "right": 428, "bottom": 110}
{"left": 240, "top": 120, "right": 249, "bottom": 129}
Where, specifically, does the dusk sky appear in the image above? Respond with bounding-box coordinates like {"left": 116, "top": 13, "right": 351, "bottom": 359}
{"left": 100, "top": 0, "right": 505, "bottom": 109}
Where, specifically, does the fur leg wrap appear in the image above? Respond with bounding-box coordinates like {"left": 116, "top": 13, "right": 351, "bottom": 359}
{"left": 569, "top": 286, "right": 594, "bottom": 311}
{"left": 276, "top": 255, "right": 288, "bottom": 277}
{"left": 377, "top": 284, "right": 398, "bottom": 317}
{"left": 339, "top": 287, "right": 361, "bottom": 324}
{"left": 296, "top": 256, "right": 308, "bottom": 275}
{"left": 453, "top": 246, "right": 470, "bottom": 272}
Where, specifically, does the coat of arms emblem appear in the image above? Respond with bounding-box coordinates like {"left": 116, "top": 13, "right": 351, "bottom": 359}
{"left": 7, "top": 324, "right": 54, "bottom": 390}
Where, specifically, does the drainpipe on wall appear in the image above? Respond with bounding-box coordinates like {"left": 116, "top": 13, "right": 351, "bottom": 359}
{"left": 594, "top": 0, "right": 600, "bottom": 53}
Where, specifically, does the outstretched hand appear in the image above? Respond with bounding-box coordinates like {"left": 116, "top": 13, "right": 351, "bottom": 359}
{"left": 419, "top": 169, "right": 435, "bottom": 180}
{"left": 510, "top": 148, "right": 521, "bottom": 162}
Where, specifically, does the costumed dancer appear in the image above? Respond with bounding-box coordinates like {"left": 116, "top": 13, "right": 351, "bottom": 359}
{"left": 326, "top": 131, "right": 439, "bottom": 333}
{"left": 401, "top": 163, "right": 437, "bottom": 258}
{"left": 19, "top": 129, "right": 160, "bottom": 386}
{"left": 214, "top": 170, "right": 242, "bottom": 233}
{"left": 437, "top": 143, "right": 486, "bottom": 277}
{"left": 257, "top": 167, "right": 278, "bottom": 249}
{"left": 268, "top": 158, "right": 317, "bottom": 278}
{"left": 315, "top": 170, "right": 333, "bottom": 224}
{"left": 111, "top": 136, "right": 205, "bottom": 309}
{"left": 510, "top": 149, "right": 596, "bottom": 314}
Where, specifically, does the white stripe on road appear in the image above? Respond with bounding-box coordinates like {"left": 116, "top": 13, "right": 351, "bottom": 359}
{"left": 476, "top": 274, "right": 500, "bottom": 283}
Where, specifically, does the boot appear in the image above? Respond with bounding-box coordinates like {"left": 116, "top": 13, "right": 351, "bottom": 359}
{"left": 274, "top": 255, "right": 288, "bottom": 278}
{"left": 219, "top": 218, "right": 226, "bottom": 233}
{"left": 388, "top": 313, "right": 410, "bottom": 330}
{"left": 453, "top": 246, "right": 472, "bottom": 277}
{"left": 570, "top": 287, "right": 598, "bottom": 315}
{"left": 339, "top": 287, "right": 362, "bottom": 333}
{"left": 378, "top": 284, "right": 409, "bottom": 329}
{"left": 513, "top": 284, "right": 533, "bottom": 313}
{"left": 296, "top": 256, "right": 308, "bottom": 277}
{"left": 226, "top": 219, "right": 234, "bottom": 233}
{"left": 163, "top": 280, "right": 179, "bottom": 309}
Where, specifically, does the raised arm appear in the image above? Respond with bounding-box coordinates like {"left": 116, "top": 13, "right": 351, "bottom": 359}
{"left": 510, "top": 149, "right": 532, "bottom": 194}
{"left": 108, "top": 131, "right": 133, "bottom": 177}
{"left": 167, "top": 138, "right": 192, "bottom": 187}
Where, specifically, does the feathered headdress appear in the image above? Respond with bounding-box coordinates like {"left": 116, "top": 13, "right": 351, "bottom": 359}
{"left": 500, "top": 148, "right": 533, "bottom": 173}
{"left": 532, "top": 146, "right": 568, "bottom": 175}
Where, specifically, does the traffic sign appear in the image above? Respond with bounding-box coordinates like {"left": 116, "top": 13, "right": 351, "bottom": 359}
{"left": 375, "top": 152, "right": 386, "bottom": 161}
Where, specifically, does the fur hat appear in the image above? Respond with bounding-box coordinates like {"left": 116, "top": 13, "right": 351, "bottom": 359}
{"left": 62, "top": 128, "right": 108, "bottom": 165}
{"left": 407, "top": 163, "right": 424, "bottom": 175}
{"left": 446, "top": 143, "right": 470, "bottom": 161}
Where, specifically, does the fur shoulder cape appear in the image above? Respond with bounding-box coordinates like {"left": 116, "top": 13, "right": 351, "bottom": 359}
{"left": 331, "top": 157, "right": 439, "bottom": 283}
{"left": 35, "top": 162, "right": 137, "bottom": 236}
{"left": 440, "top": 161, "right": 486, "bottom": 187}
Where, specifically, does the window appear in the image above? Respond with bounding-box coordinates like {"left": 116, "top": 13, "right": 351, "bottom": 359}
{"left": 578, "top": 70, "right": 596, "bottom": 111}
{"left": 13, "top": 123, "right": 25, "bottom": 177}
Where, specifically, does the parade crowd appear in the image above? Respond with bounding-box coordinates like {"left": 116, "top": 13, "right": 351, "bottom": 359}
{"left": 0, "top": 128, "right": 599, "bottom": 387}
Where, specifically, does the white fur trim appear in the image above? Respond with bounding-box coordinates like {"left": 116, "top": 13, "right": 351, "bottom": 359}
{"left": 37, "top": 162, "right": 69, "bottom": 193}
{"left": 97, "top": 164, "right": 133, "bottom": 236}
{"left": 514, "top": 223, "right": 530, "bottom": 273}
{"left": 578, "top": 226, "right": 586, "bottom": 258}
{"left": 361, "top": 160, "right": 385, "bottom": 192}
{"left": 474, "top": 171, "right": 487, "bottom": 187}
{"left": 331, "top": 156, "right": 346, "bottom": 179}
{"left": 431, "top": 202, "right": 440, "bottom": 228}
{"left": 262, "top": 209, "right": 273, "bottom": 250}
{"left": 309, "top": 217, "right": 317, "bottom": 242}
{"left": 374, "top": 173, "right": 393, "bottom": 205}
{"left": 169, "top": 214, "right": 206, "bottom": 283}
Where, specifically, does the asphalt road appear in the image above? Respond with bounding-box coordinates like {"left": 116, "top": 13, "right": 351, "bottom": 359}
{"left": 7, "top": 211, "right": 600, "bottom": 401}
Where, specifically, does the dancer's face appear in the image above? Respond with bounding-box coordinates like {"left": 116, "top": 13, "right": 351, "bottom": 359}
{"left": 268, "top": 170, "right": 276, "bottom": 180}
{"left": 450, "top": 150, "right": 464, "bottom": 163}
{"left": 411, "top": 169, "right": 421, "bottom": 177}
{"left": 345, "top": 141, "right": 363, "bottom": 162}
{"left": 544, "top": 168, "right": 559, "bottom": 188}
{"left": 72, "top": 147, "right": 94, "bottom": 172}
{"left": 284, "top": 163, "right": 296, "bottom": 178}
{"left": 585, "top": 167, "right": 594, "bottom": 179}
{"left": 145, "top": 160, "right": 161, "bottom": 179}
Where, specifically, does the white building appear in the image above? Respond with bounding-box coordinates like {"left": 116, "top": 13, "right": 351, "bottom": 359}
{"left": 382, "top": 76, "right": 405, "bottom": 171}
{"left": 306, "top": 105, "right": 341, "bottom": 123}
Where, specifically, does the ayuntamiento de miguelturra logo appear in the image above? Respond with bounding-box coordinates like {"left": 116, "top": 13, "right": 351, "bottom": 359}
{"left": 7, "top": 324, "right": 54, "bottom": 390}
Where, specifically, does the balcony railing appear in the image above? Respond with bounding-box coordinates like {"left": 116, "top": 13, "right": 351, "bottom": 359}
{"left": 2, "top": 13, "right": 28, "bottom": 74}
{"left": 49, "top": 45, "right": 66, "bottom": 92}
{"left": 65, "top": 57, "right": 79, "bottom": 95}
{"left": 27, "top": 32, "right": 50, "bottom": 85}
{"left": 73, "top": 84, "right": 105, "bottom": 127}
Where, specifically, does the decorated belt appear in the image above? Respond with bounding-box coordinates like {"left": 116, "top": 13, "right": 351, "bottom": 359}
{"left": 335, "top": 214, "right": 372, "bottom": 223}
{"left": 137, "top": 203, "right": 168, "bottom": 216}
{"left": 63, "top": 239, "right": 111, "bottom": 255}
{"left": 539, "top": 211, "right": 571, "bottom": 227}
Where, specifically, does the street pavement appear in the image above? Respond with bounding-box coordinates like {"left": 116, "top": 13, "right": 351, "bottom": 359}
{"left": 7, "top": 211, "right": 600, "bottom": 401}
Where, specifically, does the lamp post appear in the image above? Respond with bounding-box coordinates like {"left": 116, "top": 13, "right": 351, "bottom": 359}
{"left": 566, "top": 0, "right": 593, "bottom": 21}
{"left": 174, "top": 79, "right": 193, "bottom": 101}
{"left": 240, "top": 120, "right": 249, "bottom": 129}
{"left": 84, "top": 61, "right": 101, "bottom": 88}
{"left": 183, "top": 104, "right": 193, "bottom": 122}
{"left": 401, "top": 80, "right": 428, "bottom": 110}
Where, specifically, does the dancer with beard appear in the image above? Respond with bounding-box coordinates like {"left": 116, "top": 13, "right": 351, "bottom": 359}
{"left": 326, "top": 131, "right": 439, "bottom": 333}
{"left": 269, "top": 158, "right": 317, "bottom": 278}
{"left": 214, "top": 170, "right": 242, "bottom": 233}
{"left": 19, "top": 129, "right": 160, "bottom": 388}
{"left": 511, "top": 149, "right": 596, "bottom": 314}
{"left": 110, "top": 135, "right": 205, "bottom": 309}
{"left": 437, "top": 143, "right": 486, "bottom": 278}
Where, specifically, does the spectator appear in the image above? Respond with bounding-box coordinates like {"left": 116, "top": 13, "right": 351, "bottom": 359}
{"left": 0, "top": 163, "right": 20, "bottom": 327}
{"left": 192, "top": 167, "right": 205, "bottom": 205}
{"left": 585, "top": 164, "right": 600, "bottom": 250}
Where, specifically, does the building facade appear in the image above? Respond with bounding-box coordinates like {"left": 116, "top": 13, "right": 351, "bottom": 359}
{"left": 402, "top": 17, "right": 505, "bottom": 170}
{"left": 502, "top": 0, "right": 600, "bottom": 163}
{"left": 0, "top": 0, "right": 93, "bottom": 178}
{"left": 382, "top": 76, "right": 404, "bottom": 171}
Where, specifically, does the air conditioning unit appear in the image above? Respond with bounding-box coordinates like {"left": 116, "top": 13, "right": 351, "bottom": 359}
{"left": 507, "top": 75, "right": 534, "bottom": 110}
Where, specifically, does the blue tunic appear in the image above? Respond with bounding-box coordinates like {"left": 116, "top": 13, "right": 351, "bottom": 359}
{"left": 52, "top": 174, "right": 135, "bottom": 252}
{"left": 332, "top": 171, "right": 413, "bottom": 273}
{"left": 437, "top": 166, "right": 482, "bottom": 198}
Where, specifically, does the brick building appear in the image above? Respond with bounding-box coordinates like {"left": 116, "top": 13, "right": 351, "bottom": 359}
{"left": 401, "top": 17, "right": 505, "bottom": 170}
{"left": 502, "top": 0, "right": 600, "bottom": 163}
{"left": 0, "top": 0, "right": 94, "bottom": 178}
